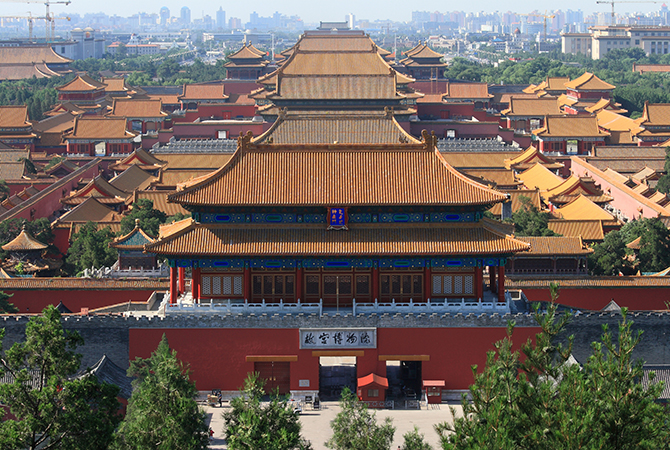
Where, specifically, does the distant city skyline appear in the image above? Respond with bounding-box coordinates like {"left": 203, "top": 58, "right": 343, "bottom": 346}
{"left": 0, "top": 0, "right": 666, "bottom": 24}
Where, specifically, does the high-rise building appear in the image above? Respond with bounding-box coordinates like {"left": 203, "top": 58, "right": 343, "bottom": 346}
{"left": 181, "top": 6, "right": 191, "bottom": 26}
{"left": 229, "top": 17, "right": 242, "bottom": 29}
{"left": 345, "top": 13, "right": 355, "bottom": 29}
{"left": 159, "top": 6, "right": 169, "bottom": 27}
{"left": 217, "top": 7, "right": 226, "bottom": 29}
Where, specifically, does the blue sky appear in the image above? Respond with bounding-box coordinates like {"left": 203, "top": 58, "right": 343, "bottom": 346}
{"left": 0, "top": 0, "right": 665, "bottom": 23}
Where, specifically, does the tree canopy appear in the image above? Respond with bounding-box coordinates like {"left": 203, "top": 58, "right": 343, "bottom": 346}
{"left": 223, "top": 372, "right": 312, "bottom": 450}
{"left": 508, "top": 196, "right": 558, "bottom": 237}
{"left": 436, "top": 297, "right": 669, "bottom": 450}
{"left": 326, "top": 388, "right": 395, "bottom": 450}
{"left": 0, "top": 306, "right": 121, "bottom": 449}
{"left": 114, "top": 334, "right": 209, "bottom": 450}
{"left": 65, "top": 221, "right": 117, "bottom": 274}
{"left": 120, "top": 199, "right": 168, "bottom": 236}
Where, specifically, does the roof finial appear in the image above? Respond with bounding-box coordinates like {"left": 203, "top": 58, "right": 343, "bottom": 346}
{"left": 135, "top": 218, "right": 140, "bottom": 227}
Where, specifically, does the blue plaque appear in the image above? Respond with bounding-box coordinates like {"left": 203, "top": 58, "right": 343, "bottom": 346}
{"left": 328, "top": 207, "right": 347, "bottom": 229}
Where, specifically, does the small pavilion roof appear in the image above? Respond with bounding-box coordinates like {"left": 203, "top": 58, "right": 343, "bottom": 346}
{"left": 501, "top": 97, "right": 560, "bottom": 117}
{"left": 547, "top": 219, "right": 605, "bottom": 241}
{"left": 0, "top": 105, "right": 30, "bottom": 128}
{"left": 168, "top": 132, "right": 509, "bottom": 208}
{"left": 56, "top": 75, "right": 105, "bottom": 92}
{"left": 515, "top": 236, "right": 593, "bottom": 256}
{"left": 2, "top": 227, "right": 47, "bottom": 251}
{"left": 358, "top": 373, "right": 388, "bottom": 388}
{"left": 110, "top": 220, "right": 155, "bottom": 250}
{"left": 555, "top": 195, "right": 617, "bottom": 221}
{"left": 65, "top": 116, "right": 137, "bottom": 141}
{"left": 227, "top": 43, "right": 266, "bottom": 60}
{"left": 564, "top": 72, "right": 615, "bottom": 91}
{"left": 533, "top": 115, "right": 609, "bottom": 139}
{"left": 517, "top": 163, "right": 564, "bottom": 191}
{"left": 403, "top": 43, "right": 444, "bottom": 59}
{"left": 77, "top": 355, "right": 133, "bottom": 400}
{"left": 108, "top": 98, "right": 167, "bottom": 119}
{"left": 252, "top": 109, "right": 420, "bottom": 145}
{"left": 626, "top": 236, "right": 642, "bottom": 250}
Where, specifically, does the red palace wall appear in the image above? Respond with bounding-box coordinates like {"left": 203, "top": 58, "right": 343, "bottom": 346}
{"left": 522, "top": 286, "right": 670, "bottom": 311}
{"left": 129, "top": 327, "right": 540, "bottom": 392}
{"left": 4, "top": 289, "right": 157, "bottom": 313}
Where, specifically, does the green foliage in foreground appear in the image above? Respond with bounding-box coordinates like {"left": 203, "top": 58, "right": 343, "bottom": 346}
{"left": 223, "top": 372, "right": 312, "bottom": 450}
{"left": 402, "top": 426, "right": 432, "bottom": 450}
{"left": 0, "top": 306, "right": 121, "bottom": 450}
{"left": 436, "top": 295, "right": 669, "bottom": 450}
{"left": 65, "top": 221, "right": 117, "bottom": 274}
{"left": 114, "top": 334, "right": 209, "bottom": 450}
{"left": 326, "top": 388, "right": 395, "bottom": 450}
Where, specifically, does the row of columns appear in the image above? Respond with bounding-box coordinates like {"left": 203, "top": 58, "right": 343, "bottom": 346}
{"left": 169, "top": 265, "right": 506, "bottom": 304}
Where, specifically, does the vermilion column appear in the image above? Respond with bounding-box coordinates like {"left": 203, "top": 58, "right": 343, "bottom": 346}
{"left": 498, "top": 266, "right": 505, "bottom": 303}
{"left": 178, "top": 267, "right": 186, "bottom": 294}
{"left": 475, "top": 267, "right": 483, "bottom": 301}
{"left": 169, "top": 267, "right": 178, "bottom": 304}
{"left": 372, "top": 267, "right": 379, "bottom": 301}
{"left": 192, "top": 268, "right": 201, "bottom": 302}
{"left": 243, "top": 267, "right": 251, "bottom": 301}
{"left": 295, "top": 268, "right": 303, "bottom": 302}
{"left": 424, "top": 266, "right": 431, "bottom": 302}
{"left": 489, "top": 267, "right": 496, "bottom": 294}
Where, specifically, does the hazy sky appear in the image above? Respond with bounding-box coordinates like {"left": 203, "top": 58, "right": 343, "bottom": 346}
{"left": 0, "top": 0, "right": 665, "bottom": 24}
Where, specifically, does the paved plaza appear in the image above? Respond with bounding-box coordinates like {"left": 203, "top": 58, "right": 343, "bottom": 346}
{"left": 203, "top": 400, "right": 463, "bottom": 449}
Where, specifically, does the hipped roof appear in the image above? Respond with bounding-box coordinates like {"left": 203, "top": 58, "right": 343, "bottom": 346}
{"left": 2, "top": 228, "right": 47, "bottom": 251}
{"left": 168, "top": 134, "right": 509, "bottom": 208}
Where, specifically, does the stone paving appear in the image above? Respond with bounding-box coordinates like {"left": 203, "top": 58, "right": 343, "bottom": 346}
{"left": 202, "top": 400, "right": 463, "bottom": 449}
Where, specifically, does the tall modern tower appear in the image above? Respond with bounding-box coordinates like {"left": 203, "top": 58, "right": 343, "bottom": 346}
{"left": 159, "top": 6, "right": 170, "bottom": 27}
{"left": 217, "top": 7, "right": 226, "bottom": 29}
{"left": 180, "top": 6, "right": 191, "bottom": 26}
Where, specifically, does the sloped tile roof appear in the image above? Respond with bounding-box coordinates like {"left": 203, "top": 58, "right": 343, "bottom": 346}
{"left": 168, "top": 142, "right": 509, "bottom": 208}
{"left": 515, "top": 236, "right": 592, "bottom": 255}
{"left": 505, "top": 146, "right": 562, "bottom": 170}
{"left": 596, "top": 110, "right": 643, "bottom": 133}
{"left": 545, "top": 176, "right": 602, "bottom": 199}
{"left": 109, "top": 165, "right": 156, "bottom": 192}
{"left": 179, "top": 83, "right": 227, "bottom": 101}
{"left": 252, "top": 110, "right": 419, "bottom": 145}
{"left": 101, "top": 77, "right": 129, "bottom": 93}
{"left": 109, "top": 98, "right": 167, "bottom": 119}
{"left": 593, "top": 146, "right": 666, "bottom": 159}
{"left": 65, "top": 116, "right": 137, "bottom": 140}
{"left": 547, "top": 219, "right": 605, "bottom": 241}
{"left": 157, "top": 153, "right": 233, "bottom": 170}
{"left": 32, "top": 111, "right": 77, "bottom": 134}
{"left": 502, "top": 97, "right": 560, "bottom": 116}
{"left": 54, "top": 197, "right": 121, "bottom": 224}
{"left": 61, "top": 175, "right": 129, "bottom": 205}
{"left": 639, "top": 102, "right": 670, "bottom": 127}
{"left": 555, "top": 194, "right": 616, "bottom": 221}
{"left": 56, "top": 75, "right": 105, "bottom": 92}
{"left": 0, "top": 148, "right": 29, "bottom": 163}
{"left": 110, "top": 223, "right": 155, "bottom": 250}
{"left": 403, "top": 43, "right": 444, "bottom": 59}
{"left": 440, "top": 152, "right": 521, "bottom": 169}
{"left": 443, "top": 82, "right": 492, "bottom": 99}
{"left": 227, "top": 43, "right": 266, "bottom": 60}
{"left": 534, "top": 115, "right": 609, "bottom": 138}
{"left": 146, "top": 221, "right": 530, "bottom": 257}
{"left": 0, "top": 105, "right": 30, "bottom": 128}
{"left": 126, "top": 190, "right": 189, "bottom": 217}
{"left": 2, "top": 228, "right": 47, "bottom": 251}
{"left": 564, "top": 72, "right": 615, "bottom": 91}
{"left": 0, "top": 161, "right": 26, "bottom": 180}
{"left": 462, "top": 168, "right": 519, "bottom": 187}
{"left": 0, "top": 45, "right": 71, "bottom": 65}
{"left": 517, "top": 163, "right": 564, "bottom": 191}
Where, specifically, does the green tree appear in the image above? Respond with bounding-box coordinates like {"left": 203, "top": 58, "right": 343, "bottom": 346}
{"left": 435, "top": 301, "right": 669, "bottom": 450}
{"left": 508, "top": 196, "right": 557, "bottom": 237}
{"left": 0, "top": 306, "right": 121, "bottom": 449}
{"left": 401, "top": 426, "right": 432, "bottom": 450}
{"left": 65, "top": 221, "right": 117, "bottom": 274}
{"left": 620, "top": 217, "right": 670, "bottom": 272}
{"left": 0, "top": 291, "right": 18, "bottom": 313}
{"left": 114, "top": 334, "right": 209, "bottom": 450}
{"left": 223, "top": 372, "right": 312, "bottom": 450}
{"left": 120, "top": 199, "right": 168, "bottom": 236}
{"left": 326, "top": 388, "right": 395, "bottom": 450}
{"left": 0, "top": 179, "right": 8, "bottom": 202}
{"left": 588, "top": 228, "right": 627, "bottom": 275}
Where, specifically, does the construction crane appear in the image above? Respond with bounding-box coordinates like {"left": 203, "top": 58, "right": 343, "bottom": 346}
{"left": 48, "top": 13, "right": 70, "bottom": 41}
{"left": 596, "top": 0, "right": 663, "bottom": 25}
{"left": 518, "top": 11, "right": 556, "bottom": 42}
{"left": 0, "top": 0, "right": 70, "bottom": 40}
{"left": 0, "top": 13, "right": 49, "bottom": 40}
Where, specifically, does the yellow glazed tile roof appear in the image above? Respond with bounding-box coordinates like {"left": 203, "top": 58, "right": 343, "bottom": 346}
{"left": 547, "top": 219, "right": 605, "bottom": 241}
{"left": 564, "top": 72, "right": 615, "bottom": 91}
{"left": 517, "top": 163, "right": 564, "bottom": 191}
{"left": 515, "top": 236, "right": 592, "bottom": 255}
{"left": 555, "top": 194, "right": 616, "bottom": 221}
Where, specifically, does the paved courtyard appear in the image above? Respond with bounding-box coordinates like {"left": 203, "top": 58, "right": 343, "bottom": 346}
{"left": 203, "top": 400, "right": 463, "bottom": 449}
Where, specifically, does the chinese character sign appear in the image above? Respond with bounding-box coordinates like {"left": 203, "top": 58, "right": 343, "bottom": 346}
{"left": 328, "top": 207, "right": 346, "bottom": 228}
{"left": 300, "top": 328, "right": 376, "bottom": 349}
